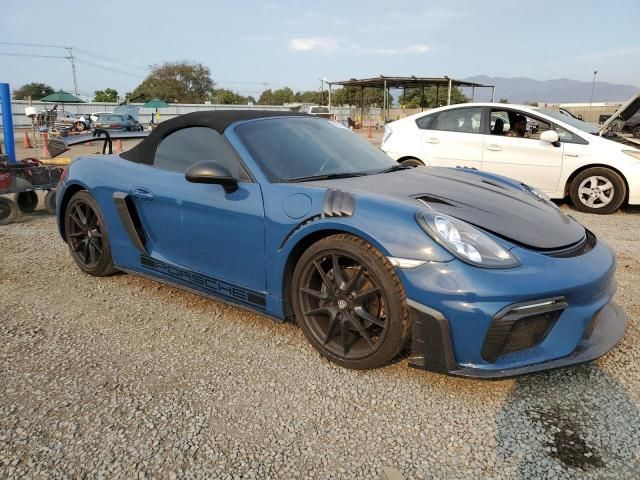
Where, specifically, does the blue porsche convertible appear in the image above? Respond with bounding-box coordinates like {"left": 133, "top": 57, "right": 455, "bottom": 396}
{"left": 56, "top": 111, "right": 627, "bottom": 377}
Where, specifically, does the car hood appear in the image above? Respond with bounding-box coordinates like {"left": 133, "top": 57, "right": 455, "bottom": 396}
{"left": 599, "top": 90, "right": 640, "bottom": 135}
{"left": 307, "top": 167, "right": 585, "bottom": 250}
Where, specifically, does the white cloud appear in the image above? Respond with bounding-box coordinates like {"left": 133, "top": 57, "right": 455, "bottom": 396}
{"left": 289, "top": 37, "right": 430, "bottom": 56}
{"left": 407, "top": 44, "right": 430, "bottom": 53}
{"left": 289, "top": 37, "right": 340, "bottom": 53}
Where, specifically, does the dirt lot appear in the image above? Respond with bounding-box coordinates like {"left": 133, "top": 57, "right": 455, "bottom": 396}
{"left": 1, "top": 195, "right": 640, "bottom": 478}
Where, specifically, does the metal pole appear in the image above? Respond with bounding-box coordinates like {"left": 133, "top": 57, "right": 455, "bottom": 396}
{"left": 66, "top": 46, "right": 79, "bottom": 97}
{"left": 421, "top": 86, "right": 425, "bottom": 111}
{"left": 471, "top": 86, "right": 475, "bottom": 101}
{"left": 328, "top": 83, "right": 332, "bottom": 109}
{"left": 0, "top": 83, "right": 16, "bottom": 163}
{"left": 589, "top": 70, "right": 598, "bottom": 116}
{"left": 447, "top": 78, "right": 452, "bottom": 105}
{"left": 361, "top": 86, "right": 364, "bottom": 127}
{"left": 383, "top": 78, "right": 387, "bottom": 122}
{"left": 436, "top": 85, "right": 439, "bottom": 107}
{"left": 491, "top": 86, "right": 495, "bottom": 102}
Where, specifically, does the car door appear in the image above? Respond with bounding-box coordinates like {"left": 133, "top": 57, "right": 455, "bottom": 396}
{"left": 481, "top": 108, "right": 564, "bottom": 192}
{"left": 416, "top": 106, "right": 484, "bottom": 169}
{"left": 129, "top": 126, "right": 266, "bottom": 293}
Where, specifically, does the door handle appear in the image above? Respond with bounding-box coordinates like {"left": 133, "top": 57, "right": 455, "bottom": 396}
{"left": 424, "top": 137, "right": 440, "bottom": 144}
{"left": 565, "top": 153, "right": 579, "bottom": 158}
{"left": 485, "top": 145, "right": 502, "bottom": 151}
{"left": 131, "top": 186, "right": 154, "bottom": 200}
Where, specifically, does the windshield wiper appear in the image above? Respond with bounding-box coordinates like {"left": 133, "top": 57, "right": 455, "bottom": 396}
{"left": 378, "top": 164, "right": 416, "bottom": 174}
{"left": 287, "top": 172, "right": 370, "bottom": 183}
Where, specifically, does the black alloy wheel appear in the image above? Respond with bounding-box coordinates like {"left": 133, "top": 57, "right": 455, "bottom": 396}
{"left": 293, "top": 234, "right": 410, "bottom": 369}
{"left": 64, "top": 191, "right": 116, "bottom": 276}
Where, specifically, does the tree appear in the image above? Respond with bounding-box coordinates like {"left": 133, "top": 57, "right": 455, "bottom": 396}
{"left": 399, "top": 86, "right": 468, "bottom": 108}
{"left": 258, "top": 87, "right": 295, "bottom": 105}
{"left": 94, "top": 88, "right": 118, "bottom": 102}
{"left": 331, "top": 87, "right": 391, "bottom": 108}
{"left": 499, "top": 98, "right": 509, "bottom": 104}
{"left": 12, "top": 82, "right": 54, "bottom": 100}
{"left": 129, "top": 61, "right": 215, "bottom": 103}
{"left": 211, "top": 88, "right": 250, "bottom": 105}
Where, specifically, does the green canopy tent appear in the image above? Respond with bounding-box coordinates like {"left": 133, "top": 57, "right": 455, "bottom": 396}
{"left": 143, "top": 98, "right": 169, "bottom": 126}
{"left": 40, "top": 90, "right": 84, "bottom": 104}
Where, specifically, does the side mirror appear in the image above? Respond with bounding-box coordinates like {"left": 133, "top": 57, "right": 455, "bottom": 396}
{"left": 185, "top": 161, "right": 238, "bottom": 193}
{"left": 540, "top": 130, "right": 560, "bottom": 147}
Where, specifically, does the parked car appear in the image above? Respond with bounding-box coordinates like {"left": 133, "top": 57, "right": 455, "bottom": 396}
{"left": 305, "top": 105, "right": 332, "bottom": 119}
{"left": 90, "top": 111, "right": 112, "bottom": 123}
{"left": 381, "top": 94, "right": 640, "bottom": 214}
{"left": 49, "top": 109, "right": 90, "bottom": 132}
{"left": 55, "top": 110, "right": 627, "bottom": 378}
{"left": 93, "top": 114, "right": 144, "bottom": 132}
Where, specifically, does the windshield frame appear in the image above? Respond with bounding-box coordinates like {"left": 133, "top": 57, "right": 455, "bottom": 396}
{"left": 231, "top": 116, "right": 396, "bottom": 183}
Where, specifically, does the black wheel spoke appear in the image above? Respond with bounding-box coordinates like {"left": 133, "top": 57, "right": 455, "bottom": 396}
{"left": 89, "top": 242, "right": 97, "bottom": 263}
{"left": 354, "top": 306, "right": 385, "bottom": 328}
{"left": 301, "top": 287, "right": 328, "bottom": 300}
{"left": 69, "top": 231, "right": 85, "bottom": 238}
{"left": 341, "top": 321, "right": 351, "bottom": 355}
{"left": 323, "top": 314, "right": 339, "bottom": 345}
{"left": 70, "top": 214, "right": 84, "bottom": 229}
{"left": 304, "top": 306, "right": 334, "bottom": 317}
{"left": 348, "top": 315, "right": 375, "bottom": 348}
{"left": 91, "top": 239, "right": 103, "bottom": 254}
{"left": 313, "top": 260, "right": 335, "bottom": 290}
{"left": 344, "top": 265, "right": 363, "bottom": 293}
{"left": 332, "top": 254, "right": 345, "bottom": 289}
{"left": 75, "top": 205, "right": 87, "bottom": 225}
{"left": 353, "top": 288, "right": 381, "bottom": 305}
{"left": 83, "top": 240, "right": 91, "bottom": 263}
{"left": 92, "top": 229, "right": 102, "bottom": 239}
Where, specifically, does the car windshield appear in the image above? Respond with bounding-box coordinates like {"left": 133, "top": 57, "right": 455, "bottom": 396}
{"left": 235, "top": 117, "right": 396, "bottom": 182}
{"left": 535, "top": 108, "right": 599, "bottom": 134}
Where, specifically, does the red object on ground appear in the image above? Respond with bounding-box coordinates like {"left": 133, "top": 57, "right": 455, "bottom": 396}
{"left": 114, "top": 140, "right": 123, "bottom": 153}
{"left": 41, "top": 133, "right": 51, "bottom": 159}
{"left": 23, "top": 132, "right": 33, "bottom": 149}
{"left": 367, "top": 124, "right": 372, "bottom": 138}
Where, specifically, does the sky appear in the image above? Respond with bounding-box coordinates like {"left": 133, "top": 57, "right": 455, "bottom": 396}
{"left": 1, "top": 0, "right": 639, "bottom": 101}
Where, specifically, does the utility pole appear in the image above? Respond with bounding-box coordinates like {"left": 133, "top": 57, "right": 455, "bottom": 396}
{"left": 65, "top": 46, "right": 79, "bottom": 97}
{"left": 589, "top": 70, "right": 598, "bottom": 117}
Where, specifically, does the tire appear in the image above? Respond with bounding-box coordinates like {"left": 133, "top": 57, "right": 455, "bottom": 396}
{"left": 0, "top": 197, "right": 18, "bottom": 225}
{"left": 16, "top": 190, "right": 38, "bottom": 213}
{"left": 401, "top": 157, "right": 425, "bottom": 167}
{"left": 292, "top": 234, "right": 411, "bottom": 369}
{"left": 632, "top": 126, "right": 640, "bottom": 139}
{"left": 44, "top": 190, "right": 57, "bottom": 215}
{"left": 64, "top": 190, "right": 117, "bottom": 276}
{"left": 74, "top": 121, "right": 86, "bottom": 132}
{"left": 569, "top": 167, "right": 626, "bottom": 214}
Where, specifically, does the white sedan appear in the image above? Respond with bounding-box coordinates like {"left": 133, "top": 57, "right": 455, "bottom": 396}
{"left": 381, "top": 98, "right": 640, "bottom": 214}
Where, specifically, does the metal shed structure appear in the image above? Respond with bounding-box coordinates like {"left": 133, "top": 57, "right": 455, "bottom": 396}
{"left": 326, "top": 76, "right": 495, "bottom": 121}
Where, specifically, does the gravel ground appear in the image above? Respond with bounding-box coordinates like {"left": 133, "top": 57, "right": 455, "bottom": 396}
{"left": 1, "top": 202, "right": 639, "bottom": 479}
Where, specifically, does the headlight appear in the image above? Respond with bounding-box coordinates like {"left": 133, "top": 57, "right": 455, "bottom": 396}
{"left": 416, "top": 211, "right": 519, "bottom": 268}
{"left": 622, "top": 149, "right": 640, "bottom": 161}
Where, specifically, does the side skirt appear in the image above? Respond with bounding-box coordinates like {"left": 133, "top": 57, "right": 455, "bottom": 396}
{"left": 119, "top": 265, "right": 284, "bottom": 323}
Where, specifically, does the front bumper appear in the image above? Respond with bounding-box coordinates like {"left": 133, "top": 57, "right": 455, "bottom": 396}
{"left": 408, "top": 300, "right": 627, "bottom": 378}
{"left": 400, "top": 234, "right": 627, "bottom": 378}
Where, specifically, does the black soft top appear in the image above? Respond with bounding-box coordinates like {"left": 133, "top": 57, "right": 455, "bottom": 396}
{"left": 121, "top": 110, "right": 309, "bottom": 165}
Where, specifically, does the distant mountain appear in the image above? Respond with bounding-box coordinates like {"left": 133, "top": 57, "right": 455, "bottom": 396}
{"left": 465, "top": 75, "right": 639, "bottom": 104}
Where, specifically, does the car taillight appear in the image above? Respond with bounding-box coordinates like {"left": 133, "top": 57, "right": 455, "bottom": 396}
{"left": 109, "top": 123, "right": 122, "bottom": 128}
{"left": 58, "top": 166, "right": 69, "bottom": 186}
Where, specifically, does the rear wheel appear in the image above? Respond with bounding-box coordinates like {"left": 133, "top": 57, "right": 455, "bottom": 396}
{"left": 0, "top": 197, "right": 18, "bottom": 225}
{"left": 74, "top": 121, "right": 86, "bottom": 132}
{"left": 292, "top": 234, "right": 410, "bottom": 369}
{"left": 569, "top": 167, "right": 626, "bottom": 214}
{"left": 64, "top": 190, "right": 117, "bottom": 276}
{"left": 17, "top": 190, "right": 38, "bottom": 213}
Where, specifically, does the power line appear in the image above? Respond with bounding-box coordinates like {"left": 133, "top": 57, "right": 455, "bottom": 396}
{"left": 74, "top": 47, "right": 148, "bottom": 72}
{"left": 0, "top": 51, "right": 67, "bottom": 59}
{"left": 74, "top": 58, "right": 143, "bottom": 79}
{"left": 0, "top": 41, "right": 67, "bottom": 49}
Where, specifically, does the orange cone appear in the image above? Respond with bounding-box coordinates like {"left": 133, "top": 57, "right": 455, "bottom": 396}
{"left": 114, "top": 139, "right": 123, "bottom": 153}
{"left": 23, "top": 131, "right": 33, "bottom": 148}
{"left": 367, "top": 124, "right": 372, "bottom": 138}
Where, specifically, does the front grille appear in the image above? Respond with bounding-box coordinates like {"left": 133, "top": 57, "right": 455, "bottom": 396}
{"left": 481, "top": 298, "right": 567, "bottom": 363}
{"left": 544, "top": 230, "right": 597, "bottom": 258}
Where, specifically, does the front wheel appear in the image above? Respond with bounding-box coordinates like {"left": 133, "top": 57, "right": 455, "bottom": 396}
{"left": 74, "top": 121, "right": 86, "bottom": 132}
{"left": 64, "top": 190, "right": 117, "bottom": 276}
{"left": 292, "top": 234, "right": 410, "bottom": 369}
{"left": 0, "top": 197, "right": 18, "bottom": 225}
{"left": 569, "top": 167, "right": 626, "bottom": 214}
{"left": 400, "top": 157, "right": 425, "bottom": 167}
